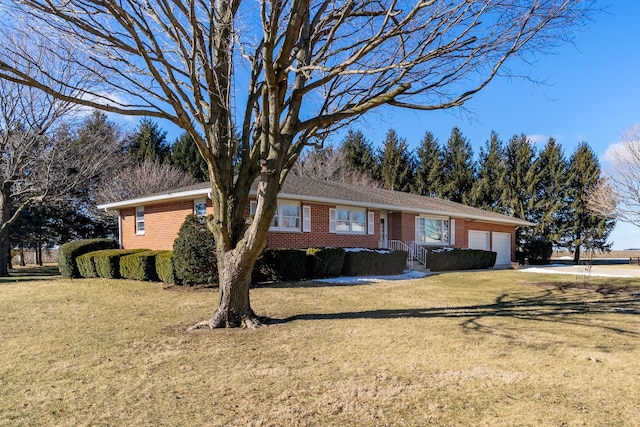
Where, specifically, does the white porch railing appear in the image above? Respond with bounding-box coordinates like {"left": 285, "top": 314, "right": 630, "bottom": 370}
{"left": 386, "top": 240, "right": 429, "bottom": 269}
{"left": 387, "top": 240, "right": 413, "bottom": 270}
{"left": 407, "top": 241, "right": 429, "bottom": 267}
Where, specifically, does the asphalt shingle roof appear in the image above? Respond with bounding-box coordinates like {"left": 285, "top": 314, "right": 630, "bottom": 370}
{"left": 98, "top": 174, "right": 532, "bottom": 226}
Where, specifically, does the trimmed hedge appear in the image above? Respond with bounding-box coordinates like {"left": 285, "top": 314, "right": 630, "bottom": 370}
{"left": 155, "top": 251, "right": 176, "bottom": 284}
{"left": 120, "top": 250, "right": 163, "bottom": 281}
{"left": 426, "top": 248, "right": 496, "bottom": 271}
{"left": 76, "top": 252, "right": 99, "bottom": 278}
{"left": 254, "top": 249, "right": 308, "bottom": 282}
{"left": 58, "top": 239, "right": 119, "bottom": 278}
{"left": 94, "top": 249, "right": 146, "bottom": 279}
{"left": 341, "top": 249, "right": 407, "bottom": 276}
{"left": 306, "top": 247, "right": 345, "bottom": 278}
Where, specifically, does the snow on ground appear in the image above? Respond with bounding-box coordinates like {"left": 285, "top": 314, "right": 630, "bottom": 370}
{"left": 315, "top": 270, "right": 428, "bottom": 284}
{"left": 519, "top": 265, "right": 634, "bottom": 278}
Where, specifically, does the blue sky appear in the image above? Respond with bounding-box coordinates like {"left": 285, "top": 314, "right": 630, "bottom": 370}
{"left": 152, "top": 2, "right": 639, "bottom": 250}
{"left": 332, "top": 1, "right": 640, "bottom": 250}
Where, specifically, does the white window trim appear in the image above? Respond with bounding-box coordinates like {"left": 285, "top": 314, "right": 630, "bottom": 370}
{"left": 194, "top": 198, "right": 207, "bottom": 217}
{"left": 415, "top": 215, "right": 451, "bottom": 245}
{"left": 249, "top": 199, "right": 301, "bottom": 232}
{"left": 303, "top": 206, "right": 311, "bottom": 232}
{"left": 135, "top": 206, "right": 145, "bottom": 235}
{"left": 329, "top": 206, "right": 367, "bottom": 235}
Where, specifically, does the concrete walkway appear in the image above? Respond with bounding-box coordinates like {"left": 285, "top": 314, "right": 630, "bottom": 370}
{"left": 519, "top": 264, "right": 640, "bottom": 278}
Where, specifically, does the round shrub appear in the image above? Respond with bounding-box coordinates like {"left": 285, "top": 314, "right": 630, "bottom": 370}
{"left": 173, "top": 214, "right": 217, "bottom": 286}
{"left": 523, "top": 237, "right": 553, "bottom": 265}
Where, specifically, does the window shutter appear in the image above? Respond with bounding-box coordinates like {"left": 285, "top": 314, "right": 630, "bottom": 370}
{"left": 450, "top": 220, "right": 456, "bottom": 245}
{"left": 367, "top": 211, "right": 375, "bottom": 235}
{"left": 329, "top": 208, "right": 336, "bottom": 233}
{"left": 303, "top": 206, "right": 311, "bottom": 232}
{"left": 249, "top": 200, "right": 257, "bottom": 216}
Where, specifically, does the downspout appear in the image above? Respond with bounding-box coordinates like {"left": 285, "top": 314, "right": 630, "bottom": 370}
{"left": 118, "top": 210, "right": 123, "bottom": 249}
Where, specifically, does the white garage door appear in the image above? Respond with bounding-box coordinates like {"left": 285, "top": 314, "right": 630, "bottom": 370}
{"left": 468, "top": 231, "right": 490, "bottom": 251}
{"left": 492, "top": 232, "right": 512, "bottom": 266}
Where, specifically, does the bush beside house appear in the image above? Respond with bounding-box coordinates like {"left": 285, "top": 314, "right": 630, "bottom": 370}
{"left": 120, "top": 251, "right": 163, "bottom": 281}
{"left": 172, "top": 214, "right": 218, "bottom": 286}
{"left": 341, "top": 249, "right": 408, "bottom": 276}
{"left": 426, "top": 248, "right": 496, "bottom": 271}
{"left": 155, "top": 251, "right": 176, "bottom": 284}
{"left": 306, "top": 247, "right": 345, "bottom": 278}
{"left": 58, "top": 238, "right": 119, "bottom": 278}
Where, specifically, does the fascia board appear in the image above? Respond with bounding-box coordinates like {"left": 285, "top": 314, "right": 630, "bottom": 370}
{"left": 97, "top": 188, "right": 210, "bottom": 210}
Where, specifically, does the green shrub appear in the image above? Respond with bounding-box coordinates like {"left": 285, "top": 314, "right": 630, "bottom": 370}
{"left": 120, "top": 250, "right": 162, "bottom": 281}
{"left": 93, "top": 249, "right": 147, "bottom": 279}
{"left": 306, "top": 248, "right": 345, "bottom": 278}
{"left": 341, "top": 249, "right": 407, "bottom": 276}
{"left": 58, "top": 239, "right": 118, "bottom": 278}
{"left": 76, "top": 252, "right": 99, "bottom": 278}
{"left": 173, "top": 215, "right": 217, "bottom": 286}
{"left": 426, "top": 248, "right": 496, "bottom": 271}
{"left": 523, "top": 238, "right": 553, "bottom": 265}
{"left": 155, "top": 251, "right": 176, "bottom": 284}
{"left": 254, "top": 249, "right": 308, "bottom": 282}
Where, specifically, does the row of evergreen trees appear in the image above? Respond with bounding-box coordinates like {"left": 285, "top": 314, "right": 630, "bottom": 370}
{"left": 302, "top": 128, "right": 614, "bottom": 262}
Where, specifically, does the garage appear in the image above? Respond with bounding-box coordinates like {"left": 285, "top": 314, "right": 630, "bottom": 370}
{"left": 468, "top": 230, "right": 490, "bottom": 251}
{"left": 492, "top": 232, "right": 512, "bottom": 266}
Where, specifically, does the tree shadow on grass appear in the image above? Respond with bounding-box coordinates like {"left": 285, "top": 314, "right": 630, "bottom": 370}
{"left": 282, "top": 286, "right": 640, "bottom": 336}
{"left": 1, "top": 266, "right": 61, "bottom": 284}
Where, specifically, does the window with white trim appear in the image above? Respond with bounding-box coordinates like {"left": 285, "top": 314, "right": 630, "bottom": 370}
{"left": 330, "top": 207, "right": 367, "bottom": 234}
{"left": 416, "top": 216, "right": 450, "bottom": 244}
{"left": 135, "top": 207, "right": 145, "bottom": 235}
{"left": 250, "top": 200, "right": 301, "bottom": 231}
{"left": 194, "top": 198, "right": 207, "bottom": 217}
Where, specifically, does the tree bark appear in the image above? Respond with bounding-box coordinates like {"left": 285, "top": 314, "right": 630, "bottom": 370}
{"left": 189, "top": 248, "right": 263, "bottom": 329}
{"left": 0, "top": 189, "right": 11, "bottom": 276}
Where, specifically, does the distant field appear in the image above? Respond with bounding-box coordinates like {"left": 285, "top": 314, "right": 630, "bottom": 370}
{"left": 553, "top": 250, "right": 640, "bottom": 260}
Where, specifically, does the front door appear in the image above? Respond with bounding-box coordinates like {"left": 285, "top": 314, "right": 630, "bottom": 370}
{"left": 379, "top": 213, "right": 388, "bottom": 248}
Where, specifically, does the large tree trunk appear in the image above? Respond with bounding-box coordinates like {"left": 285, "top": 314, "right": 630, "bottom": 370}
{"left": 189, "top": 248, "right": 263, "bottom": 329}
{"left": 0, "top": 189, "right": 11, "bottom": 277}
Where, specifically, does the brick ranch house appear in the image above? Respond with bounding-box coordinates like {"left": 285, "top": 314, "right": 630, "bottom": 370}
{"left": 97, "top": 175, "right": 533, "bottom": 268}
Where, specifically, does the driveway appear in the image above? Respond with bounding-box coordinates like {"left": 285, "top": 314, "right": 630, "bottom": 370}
{"left": 520, "top": 264, "right": 640, "bottom": 278}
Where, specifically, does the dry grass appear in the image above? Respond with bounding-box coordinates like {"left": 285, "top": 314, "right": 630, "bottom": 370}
{"left": 1, "top": 269, "right": 640, "bottom": 426}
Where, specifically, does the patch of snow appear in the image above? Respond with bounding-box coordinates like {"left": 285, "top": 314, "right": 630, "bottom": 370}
{"left": 519, "top": 267, "right": 633, "bottom": 278}
{"left": 315, "top": 270, "right": 427, "bottom": 284}
{"left": 344, "top": 247, "right": 391, "bottom": 253}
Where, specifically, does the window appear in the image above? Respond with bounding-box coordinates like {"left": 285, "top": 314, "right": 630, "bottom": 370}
{"left": 194, "top": 198, "right": 207, "bottom": 217}
{"left": 416, "top": 217, "right": 449, "bottom": 244}
{"left": 330, "top": 207, "right": 367, "bottom": 234}
{"left": 135, "top": 207, "right": 145, "bottom": 235}
{"left": 250, "top": 200, "right": 301, "bottom": 231}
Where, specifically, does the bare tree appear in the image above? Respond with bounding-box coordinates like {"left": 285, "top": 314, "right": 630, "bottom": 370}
{"left": 96, "top": 159, "right": 198, "bottom": 205}
{"left": 0, "top": 41, "right": 117, "bottom": 276}
{"left": 292, "top": 145, "right": 380, "bottom": 187}
{"left": 588, "top": 125, "right": 640, "bottom": 227}
{"left": 0, "top": 0, "right": 593, "bottom": 327}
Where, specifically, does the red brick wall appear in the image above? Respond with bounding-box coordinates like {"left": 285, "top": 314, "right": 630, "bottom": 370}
{"left": 119, "top": 199, "right": 379, "bottom": 250}
{"left": 389, "top": 212, "right": 417, "bottom": 242}
{"left": 121, "top": 199, "right": 212, "bottom": 250}
{"left": 266, "top": 203, "right": 379, "bottom": 248}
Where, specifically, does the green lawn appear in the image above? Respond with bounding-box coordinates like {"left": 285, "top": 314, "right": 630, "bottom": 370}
{"left": 1, "top": 269, "right": 639, "bottom": 426}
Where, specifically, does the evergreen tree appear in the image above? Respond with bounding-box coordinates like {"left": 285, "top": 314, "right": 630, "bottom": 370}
{"left": 173, "top": 214, "right": 217, "bottom": 286}
{"left": 562, "top": 143, "right": 615, "bottom": 263}
{"left": 170, "top": 131, "right": 208, "bottom": 182}
{"left": 500, "top": 134, "right": 536, "bottom": 249}
{"left": 379, "top": 129, "right": 414, "bottom": 192}
{"left": 501, "top": 134, "right": 536, "bottom": 219}
{"left": 341, "top": 129, "right": 380, "bottom": 181}
{"left": 441, "top": 127, "right": 475, "bottom": 203}
{"left": 413, "top": 131, "right": 444, "bottom": 197}
{"left": 125, "top": 118, "right": 170, "bottom": 163}
{"left": 469, "top": 131, "right": 505, "bottom": 210}
{"left": 529, "top": 138, "right": 568, "bottom": 245}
